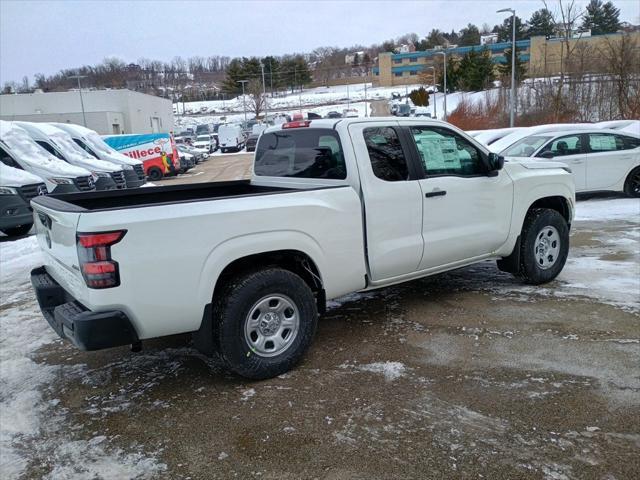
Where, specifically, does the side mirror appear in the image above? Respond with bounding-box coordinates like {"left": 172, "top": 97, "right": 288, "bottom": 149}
{"left": 487, "top": 152, "right": 504, "bottom": 171}
{"left": 539, "top": 151, "right": 555, "bottom": 159}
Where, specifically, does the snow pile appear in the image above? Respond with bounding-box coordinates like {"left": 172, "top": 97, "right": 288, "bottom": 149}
{"left": 0, "top": 236, "right": 166, "bottom": 478}
{"left": 574, "top": 197, "right": 640, "bottom": 222}
{"left": 344, "top": 361, "right": 407, "bottom": 381}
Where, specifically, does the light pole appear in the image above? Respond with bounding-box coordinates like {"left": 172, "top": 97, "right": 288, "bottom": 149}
{"left": 68, "top": 75, "right": 87, "bottom": 126}
{"left": 237, "top": 80, "right": 248, "bottom": 125}
{"left": 261, "top": 61, "right": 268, "bottom": 122}
{"left": 498, "top": 7, "right": 517, "bottom": 127}
{"left": 424, "top": 66, "right": 437, "bottom": 119}
{"left": 436, "top": 52, "right": 447, "bottom": 121}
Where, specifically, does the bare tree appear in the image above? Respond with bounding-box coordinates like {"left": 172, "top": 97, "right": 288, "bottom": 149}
{"left": 246, "top": 79, "right": 265, "bottom": 118}
{"left": 600, "top": 33, "right": 640, "bottom": 118}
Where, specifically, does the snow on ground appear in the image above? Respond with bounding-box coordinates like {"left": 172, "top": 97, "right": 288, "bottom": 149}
{"left": 0, "top": 237, "right": 166, "bottom": 479}
{"left": 174, "top": 82, "right": 491, "bottom": 129}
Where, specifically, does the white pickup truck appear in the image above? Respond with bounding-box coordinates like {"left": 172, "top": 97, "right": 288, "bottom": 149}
{"left": 30, "top": 118, "right": 575, "bottom": 379}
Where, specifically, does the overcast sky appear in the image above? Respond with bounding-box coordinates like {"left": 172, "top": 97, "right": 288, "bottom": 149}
{"left": 1, "top": 0, "right": 639, "bottom": 84}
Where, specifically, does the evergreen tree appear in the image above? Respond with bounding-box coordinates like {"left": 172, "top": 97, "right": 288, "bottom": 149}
{"left": 458, "top": 24, "right": 481, "bottom": 46}
{"left": 437, "top": 55, "right": 460, "bottom": 93}
{"left": 582, "top": 0, "right": 621, "bottom": 34}
{"left": 221, "top": 58, "right": 245, "bottom": 94}
{"left": 527, "top": 8, "right": 556, "bottom": 38}
{"left": 493, "top": 15, "right": 527, "bottom": 42}
{"left": 498, "top": 46, "right": 527, "bottom": 86}
{"left": 458, "top": 47, "right": 494, "bottom": 91}
{"left": 279, "top": 56, "right": 311, "bottom": 92}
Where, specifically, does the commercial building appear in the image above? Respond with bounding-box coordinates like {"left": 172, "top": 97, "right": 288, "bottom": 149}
{"left": 0, "top": 89, "right": 174, "bottom": 135}
{"left": 373, "top": 31, "right": 640, "bottom": 87}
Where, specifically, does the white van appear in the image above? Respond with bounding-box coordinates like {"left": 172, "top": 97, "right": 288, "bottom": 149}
{"left": 0, "top": 121, "right": 95, "bottom": 193}
{"left": 218, "top": 124, "right": 245, "bottom": 153}
{"left": 51, "top": 123, "right": 146, "bottom": 188}
{"left": 0, "top": 163, "right": 47, "bottom": 237}
{"left": 16, "top": 122, "right": 127, "bottom": 191}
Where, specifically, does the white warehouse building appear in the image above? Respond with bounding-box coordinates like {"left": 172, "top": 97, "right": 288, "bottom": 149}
{"left": 0, "top": 89, "right": 174, "bottom": 135}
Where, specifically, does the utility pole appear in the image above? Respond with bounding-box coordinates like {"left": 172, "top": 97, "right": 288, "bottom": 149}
{"left": 261, "top": 61, "right": 268, "bottom": 122}
{"left": 68, "top": 75, "right": 88, "bottom": 126}
{"left": 498, "top": 7, "right": 517, "bottom": 127}
{"left": 436, "top": 52, "right": 447, "bottom": 121}
{"left": 237, "top": 80, "right": 248, "bottom": 125}
{"left": 425, "top": 66, "right": 436, "bottom": 119}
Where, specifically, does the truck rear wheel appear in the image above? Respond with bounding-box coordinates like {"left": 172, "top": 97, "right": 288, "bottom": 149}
{"left": 147, "top": 167, "right": 163, "bottom": 181}
{"left": 212, "top": 268, "right": 317, "bottom": 380}
{"left": 518, "top": 208, "right": 569, "bottom": 285}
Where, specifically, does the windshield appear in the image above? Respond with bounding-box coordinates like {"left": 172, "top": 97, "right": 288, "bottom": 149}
{"left": 84, "top": 132, "right": 119, "bottom": 155}
{"left": 50, "top": 132, "right": 95, "bottom": 159}
{"left": 501, "top": 135, "right": 552, "bottom": 157}
{"left": 1, "top": 126, "right": 53, "bottom": 161}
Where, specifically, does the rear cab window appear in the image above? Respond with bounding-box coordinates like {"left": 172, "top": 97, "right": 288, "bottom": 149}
{"left": 255, "top": 129, "right": 346, "bottom": 180}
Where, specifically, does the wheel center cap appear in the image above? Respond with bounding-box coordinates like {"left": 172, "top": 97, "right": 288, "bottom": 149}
{"left": 260, "top": 312, "right": 280, "bottom": 336}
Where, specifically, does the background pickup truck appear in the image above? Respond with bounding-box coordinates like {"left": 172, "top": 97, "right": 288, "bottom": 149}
{"left": 31, "top": 118, "right": 575, "bottom": 379}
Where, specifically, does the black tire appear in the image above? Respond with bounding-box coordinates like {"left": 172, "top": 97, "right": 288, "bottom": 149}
{"left": 1, "top": 223, "right": 32, "bottom": 237}
{"left": 212, "top": 268, "right": 317, "bottom": 380}
{"left": 624, "top": 167, "right": 640, "bottom": 198}
{"left": 147, "top": 167, "right": 163, "bottom": 181}
{"left": 518, "top": 208, "right": 569, "bottom": 285}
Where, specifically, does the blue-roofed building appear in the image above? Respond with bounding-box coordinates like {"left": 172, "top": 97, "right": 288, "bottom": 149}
{"left": 373, "top": 39, "right": 531, "bottom": 87}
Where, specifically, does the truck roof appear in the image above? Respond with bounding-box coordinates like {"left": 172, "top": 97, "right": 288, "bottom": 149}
{"left": 263, "top": 117, "right": 454, "bottom": 135}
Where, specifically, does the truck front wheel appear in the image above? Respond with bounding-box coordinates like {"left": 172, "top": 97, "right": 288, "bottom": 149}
{"left": 518, "top": 208, "right": 569, "bottom": 285}
{"left": 212, "top": 268, "right": 318, "bottom": 380}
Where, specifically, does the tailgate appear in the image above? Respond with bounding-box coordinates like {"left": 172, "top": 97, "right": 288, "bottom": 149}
{"left": 32, "top": 202, "right": 86, "bottom": 300}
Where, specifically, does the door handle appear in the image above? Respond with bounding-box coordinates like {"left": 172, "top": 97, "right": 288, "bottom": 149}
{"left": 425, "top": 190, "right": 447, "bottom": 198}
{"left": 571, "top": 159, "right": 583, "bottom": 164}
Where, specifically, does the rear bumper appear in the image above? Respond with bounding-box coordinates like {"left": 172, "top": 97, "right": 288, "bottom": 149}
{"left": 30, "top": 266, "right": 138, "bottom": 351}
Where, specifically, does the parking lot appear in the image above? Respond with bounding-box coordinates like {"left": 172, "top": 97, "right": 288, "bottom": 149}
{"left": 154, "top": 151, "right": 253, "bottom": 186}
{"left": 2, "top": 164, "right": 638, "bottom": 478}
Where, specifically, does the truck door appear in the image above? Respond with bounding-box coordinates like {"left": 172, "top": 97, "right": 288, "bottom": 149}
{"left": 406, "top": 125, "right": 513, "bottom": 270}
{"left": 348, "top": 122, "right": 424, "bottom": 281}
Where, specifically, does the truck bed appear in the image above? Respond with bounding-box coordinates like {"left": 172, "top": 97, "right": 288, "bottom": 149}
{"left": 31, "top": 180, "right": 301, "bottom": 212}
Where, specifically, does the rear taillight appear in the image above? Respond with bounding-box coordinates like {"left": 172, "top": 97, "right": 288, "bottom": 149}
{"left": 282, "top": 121, "right": 311, "bottom": 129}
{"left": 77, "top": 230, "right": 126, "bottom": 289}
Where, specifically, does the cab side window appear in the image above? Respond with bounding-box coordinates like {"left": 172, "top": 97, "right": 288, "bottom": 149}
{"left": 587, "top": 133, "right": 622, "bottom": 152}
{"left": 410, "top": 126, "right": 484, "bottom": 176}
{"left": 363, "top": 127, "right": 410, "bottom": 181}
{"left": 540, "top": 135, "right": 582, "bottom": 157}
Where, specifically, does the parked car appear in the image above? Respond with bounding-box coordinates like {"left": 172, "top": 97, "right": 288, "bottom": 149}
{"left": 343, "top": 109, "right": 359, "bottom": 118}
{"left": 0, "top": 121, "right": 95, "bottom": 193}
{"left": 473, "top": 127, "right": 525, "bottom": 147}
{"left": 325, "top": 111, "right": 342, "bottom": 119}
{"left": 488, "top": 123, "right": 593, "bottom": 153}
{"left": 15, "top": 122, "right": 126, "bottom": 191}
{"left": 178, "top": 151, "right": 195, "bottom": 173}
{"left": 178, "top": 144, "right": 207, "bottom": 163}
{"left": 51, "top": 123, "right": 146, "bottom": 188}
{"left": 0, "top": 163, "right": 47, "bottom": 237}
{"left": 501, "top": 129, "right": 640, "bottom": 196}
{"left": 196, "top": 124, "right": 211, "bottom": 136}
{"left": 245, "top": 134, "right": 260, "bottom": 152}
{"left": 193, "top": 134, "right": 214, "bottom": 153}
{"left": 102, "top": 133, "right": 181, "bottom": 181}
{"left": 413, "top": 107, "right": 431, "bottom": 118}
{"left": 218, "top": 124, "right": 245, "bottom": 153}
{"left": 30, "top": 118, "right": 574, "bottom": 380}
